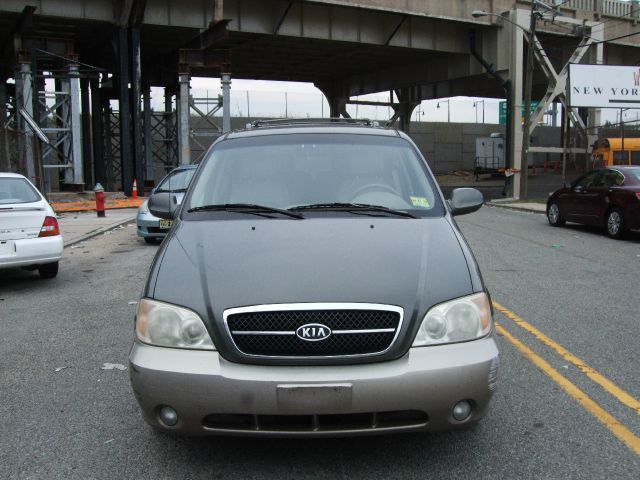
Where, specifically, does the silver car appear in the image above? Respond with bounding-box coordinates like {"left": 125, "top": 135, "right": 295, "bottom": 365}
{"left": 136, "top": 165, "right": 197, "bottom": 244}
{"left": 130, "top": 120, "right": 499, "bottom": 437}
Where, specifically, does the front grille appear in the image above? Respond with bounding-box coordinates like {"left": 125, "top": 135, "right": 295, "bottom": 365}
{"left": 224, "top": 304, "right": 403, "bottom": 358}
{"left": 202, "top": 411, "right": 428, "bottom": 433}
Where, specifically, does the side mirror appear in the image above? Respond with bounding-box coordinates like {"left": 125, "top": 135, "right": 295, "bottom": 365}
{"left": 449, "top": 188, "right": 484, "bottom": 216}
{"left": 148, "top": 192, "right": 178, "bottom": 220}
{"left": 563, "top": 181, "right": 572, "bottom": 189}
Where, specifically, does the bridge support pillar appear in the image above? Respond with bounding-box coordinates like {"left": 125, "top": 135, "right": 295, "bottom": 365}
{"left": 143, "top": 88, "right": 154, "bottom": 182}
{"left": 90, "top": 78, "right": 105, "bottom": 187}
{"left": 18, "top": 59, "right": 36, "bottom": 183}
{"left": 178, "top": 69, "right": 191, "bottom": 165}
{"left": 68, "top": 59, "right": 84, "bottom": 188}
{"left": 508, "top": 9, "right": 525, "bottom": 200}
{"left": 81, "top": 78, "right": 93, "bottom": 188}
{"left": 0, "top": 82, "right": 8, "bottom": 172}
{"left": 118, "top": 27, "right": 134, "bottom": 196}
{"left": 131, "top": 27, "right": 144, "bottom": 194}
{"left": 221, "top": 72, "right": 231, "bottom": 133}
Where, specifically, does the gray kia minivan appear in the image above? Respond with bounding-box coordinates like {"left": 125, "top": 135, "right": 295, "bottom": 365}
{"left": 130, "top": 119, "right": 499, "bottom": 436}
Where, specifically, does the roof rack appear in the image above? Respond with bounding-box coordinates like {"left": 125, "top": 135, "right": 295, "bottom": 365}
{"left": 245, "top": 118, "right": 381, "bottom": 129}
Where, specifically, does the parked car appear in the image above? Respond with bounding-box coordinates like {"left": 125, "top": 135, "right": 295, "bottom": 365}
{"left": 130, "top": 119, "right": 498, "bottom": 437}
{"left": 547, "top": 166, "right": 640, "bottom": 239}
{"left": 0, "top": 173, "right": 63, "bottom": 278}
{"left": 136, "top": 165, "right": 197, "bottom": 243}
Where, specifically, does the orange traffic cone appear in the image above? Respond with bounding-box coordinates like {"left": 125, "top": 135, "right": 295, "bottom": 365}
{"left": 132, "top": 179, "right": 138, "bottom": 199}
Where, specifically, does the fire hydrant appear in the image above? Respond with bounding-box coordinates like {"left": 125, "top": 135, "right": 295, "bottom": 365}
{"left": 94, "top": 183, "right": 106, "bottom": 217}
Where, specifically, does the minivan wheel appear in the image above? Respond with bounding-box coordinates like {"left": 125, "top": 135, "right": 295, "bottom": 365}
{"left": 547, "top": 202, "right": 565, "bottom": 227}
{"left": 605, "top": 208, "right": 626, "bottom": 239}
{"left": 38, "top": 262, "right": 59, "bottom": 279}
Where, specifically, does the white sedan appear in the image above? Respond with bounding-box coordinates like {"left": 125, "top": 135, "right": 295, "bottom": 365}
{"left": 0, "top": 173, "right": 63, "bottom": 278}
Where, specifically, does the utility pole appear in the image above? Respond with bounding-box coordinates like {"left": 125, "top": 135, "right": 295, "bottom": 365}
{"left": 520, "top": 1, "right": 539, "bottom": 201}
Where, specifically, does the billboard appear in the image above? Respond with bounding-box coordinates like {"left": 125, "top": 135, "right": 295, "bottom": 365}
{"left": 568, "top": 64, "right": 640, "bottom": 109}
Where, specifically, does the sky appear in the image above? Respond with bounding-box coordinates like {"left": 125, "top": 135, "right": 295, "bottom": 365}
{"left": 146, "top": 76, "right": 634, "bottom": 127}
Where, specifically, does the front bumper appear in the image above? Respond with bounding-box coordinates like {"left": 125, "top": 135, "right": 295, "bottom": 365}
{"left": 129, "top": 336, "right": 499, "bottom": 436}
{"left": 136, "top": 211, "right": 166, "bottom": 238}
{"left": 0, "top": 235, "right": 63, "bottom": 269}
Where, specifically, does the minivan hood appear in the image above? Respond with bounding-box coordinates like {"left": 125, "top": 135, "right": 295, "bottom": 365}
{"left": 151, "top": 217, "right": 473, "bottom": 344}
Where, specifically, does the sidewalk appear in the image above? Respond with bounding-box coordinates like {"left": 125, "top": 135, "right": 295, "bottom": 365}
{"left": 48, "top": 191, "right": 144, "bottom": 213}
{"left": 57, "top": 208, "right": 138, "bottom": 247}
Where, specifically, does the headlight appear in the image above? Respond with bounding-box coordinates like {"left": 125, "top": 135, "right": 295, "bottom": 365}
{"left": 138, "top": 200, "right": 149, "bottom": 215}
{"left": 135, "top": 298, "right": 215, "bottom": 350}
{"left": 412, "top": 292, "right": 492, "bottom": 347}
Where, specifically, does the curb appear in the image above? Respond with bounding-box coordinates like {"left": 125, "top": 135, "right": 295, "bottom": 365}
{"left": 63, "top": 216, "right": 137, "bottom": 249}
{"left": 487, "top": 203, "right": 546, "bottom": 215}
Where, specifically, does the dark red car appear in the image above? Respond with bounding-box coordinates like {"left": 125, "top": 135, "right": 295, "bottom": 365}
{"left": 546, "top": 166, "right": 640, "bottom": 239}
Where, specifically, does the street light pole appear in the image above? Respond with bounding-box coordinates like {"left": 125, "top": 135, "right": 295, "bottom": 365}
{"left": 520, "top": 2, "right": 539, "bottom": 201}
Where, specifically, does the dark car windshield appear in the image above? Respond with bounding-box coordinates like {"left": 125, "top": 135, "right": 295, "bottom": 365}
{"left": 156, "top": 168, "right": 195, "bottom": 193}
{"left": 0, "top": 177, "right": 41, "bottom": 205}
{"left": 188, "top": 133, "right": 443, "bottom": 217}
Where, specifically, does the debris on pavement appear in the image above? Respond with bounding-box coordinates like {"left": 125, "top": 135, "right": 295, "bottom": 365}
{"left": 101, "top": 363, "right": 127, "bottom": 371}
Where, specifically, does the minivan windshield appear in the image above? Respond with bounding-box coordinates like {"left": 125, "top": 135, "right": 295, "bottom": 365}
{"left": 188, "top": 133, "right": 443, "bottom": 217}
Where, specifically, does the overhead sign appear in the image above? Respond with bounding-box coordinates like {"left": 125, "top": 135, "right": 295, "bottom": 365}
{"left": 499, "top": 101, "right": 539, "bottom": 125}
{"left": 568, "top": 64, "right": 640, "bottom": 109}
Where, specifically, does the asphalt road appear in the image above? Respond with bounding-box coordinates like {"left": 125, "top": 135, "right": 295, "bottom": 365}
{"left": 1, "top": 212, "right": 639, "bottom": 479}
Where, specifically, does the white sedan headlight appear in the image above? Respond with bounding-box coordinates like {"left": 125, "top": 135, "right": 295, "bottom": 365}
{"left": 412, "top": 292, "right": 492, "bottom": 347}
{"left": 135, "top": 298, "right": 215, "bottom": 350}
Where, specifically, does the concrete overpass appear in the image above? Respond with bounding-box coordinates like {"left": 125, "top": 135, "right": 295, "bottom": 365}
{"left": 1, "top": 0, "right": 639, "bottom": 197}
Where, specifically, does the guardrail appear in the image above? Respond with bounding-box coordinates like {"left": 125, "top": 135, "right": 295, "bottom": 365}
{"left": 556, "top": 0, "right": 639, "bottom": 18}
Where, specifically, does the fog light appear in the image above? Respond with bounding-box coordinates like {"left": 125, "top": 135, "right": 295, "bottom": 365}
{"left": 159, "top": 405, "right": 178, "bottom": 426}
{"left": 452, "top": 401, "right": 472, "bottom": 421}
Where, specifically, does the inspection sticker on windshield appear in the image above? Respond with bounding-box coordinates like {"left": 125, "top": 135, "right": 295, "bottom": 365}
{"left": 410, "top": 196, "right": 430, "bottom": 207}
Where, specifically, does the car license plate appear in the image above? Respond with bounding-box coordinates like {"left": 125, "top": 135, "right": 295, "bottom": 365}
{"left": 0, "top": 241, "right": 15, "bottom": 257}
{"left": 276, "top": 384, "right": 352, "bottom": 413}
{"left": 159, "top": 220, "right": 173, "bottom": 230}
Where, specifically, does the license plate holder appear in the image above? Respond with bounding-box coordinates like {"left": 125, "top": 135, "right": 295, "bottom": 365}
{"left": 159, "top": 219, "right": 173, "bottom": 230}
{"left": 276, "top": 384, "right": 352, "bottom": 414}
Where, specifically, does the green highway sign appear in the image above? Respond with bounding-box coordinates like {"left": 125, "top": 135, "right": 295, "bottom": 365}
{"left": 499, "top": 100, "right": 539, "bottom": 125}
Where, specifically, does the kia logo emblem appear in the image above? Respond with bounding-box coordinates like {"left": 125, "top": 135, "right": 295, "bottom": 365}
{"left": 295, "top": 323, "right": 332, "bottom": 342}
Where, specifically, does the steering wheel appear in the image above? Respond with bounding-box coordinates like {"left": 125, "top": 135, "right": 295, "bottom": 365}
{"left": 350, "top": 183, "right": 401, "bottom": 200}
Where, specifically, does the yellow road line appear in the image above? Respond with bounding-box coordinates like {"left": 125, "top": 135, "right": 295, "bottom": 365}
{"left": 493, "top": 301, "right": 640, "bottom": 416}
{"left": 495, "top": 322, "right": 640, "bottom": 456}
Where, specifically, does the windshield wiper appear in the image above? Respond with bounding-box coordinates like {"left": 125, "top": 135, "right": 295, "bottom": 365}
{"left": 188, "top": 203, "right": 304, "bottom": 219}
{"left": 289, "top": 203, "right": 416, "bottom": 218}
